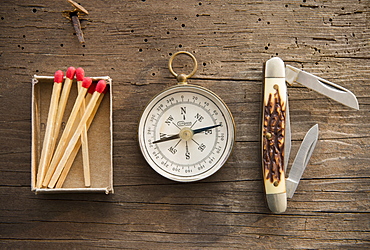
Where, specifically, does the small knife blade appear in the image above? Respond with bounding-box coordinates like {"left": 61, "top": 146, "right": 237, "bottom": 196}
{"left": 286, "top": 124, "right": 319, "bottom": 199}
{"left": 285, "top": 65, "right": 359, "bottom": 110}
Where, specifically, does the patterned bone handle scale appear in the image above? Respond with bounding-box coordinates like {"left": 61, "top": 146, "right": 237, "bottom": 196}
{"left": 262, "top": 76, "right": 287, "bottom": 213}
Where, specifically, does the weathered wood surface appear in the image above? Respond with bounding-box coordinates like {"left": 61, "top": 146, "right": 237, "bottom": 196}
{"left": 0, "top": 0, "right": 369, "bottom": 248}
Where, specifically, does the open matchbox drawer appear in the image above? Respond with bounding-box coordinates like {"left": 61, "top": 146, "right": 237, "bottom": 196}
{"left": 31, "top": 75, "right": 113, "bottom": 194}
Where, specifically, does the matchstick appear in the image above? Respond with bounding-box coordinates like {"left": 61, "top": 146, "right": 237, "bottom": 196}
{"left": 76, "top": 68, "right": 91, "bottom": 187}
{"left": 85, "top": 81, "right": 97, "bottom": 104}
{"left": 36, "top": 70, "right": 64, "bottom": 188}
{"left": 48, "top": 80, "right": 107, "bottom": 188}
{"left": 53, "top": 67, "right": 76, "bottom": 141}
{"left": 42, "top": 77, "right": 92, "bottom": 187}
{"left": 55, "top": 83, "right": 108, "bottom": 188}
{"left": 46, "top": 67, "right": 76, "bottom": 165}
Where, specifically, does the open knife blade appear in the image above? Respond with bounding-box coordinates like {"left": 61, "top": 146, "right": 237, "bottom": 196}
{"left": 286, "top": 124, "right": 319, "bottom": 198}
{"left": 285, "top": 65, "right": 359, "bottom": 110}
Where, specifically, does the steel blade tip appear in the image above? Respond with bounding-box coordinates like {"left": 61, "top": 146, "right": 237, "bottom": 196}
{"left": 286, "top": 124, "right": 319, "bottom": 199}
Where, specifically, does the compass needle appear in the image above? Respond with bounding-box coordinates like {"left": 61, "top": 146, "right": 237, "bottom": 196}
{"left": 193, "top": 124, "right": 221, "bottom": 135}
{"left": 138, "top": 52, "right": 235, "bottom": 182}
{"left": 152, "top": 124, "right": 221, "bottom": 144}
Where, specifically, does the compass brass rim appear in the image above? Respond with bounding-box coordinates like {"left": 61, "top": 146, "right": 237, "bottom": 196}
{"left": 138, "top": 84, "right": 235, "bottom": 182}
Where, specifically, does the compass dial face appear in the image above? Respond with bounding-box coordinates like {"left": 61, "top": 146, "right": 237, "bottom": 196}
{"left": 138, "top": 84, "right": 235, "bottom": 182}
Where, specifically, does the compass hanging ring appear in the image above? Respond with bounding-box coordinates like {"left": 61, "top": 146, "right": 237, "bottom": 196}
{"left": 168, "top": 51, "right": 198, "bottom": 84}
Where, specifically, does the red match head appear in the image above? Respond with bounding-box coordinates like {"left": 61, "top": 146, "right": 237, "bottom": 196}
{"left": 102, "top": 83, "right": 109, "bottom": 94}
{"left": 66, "top": 66, "right": 76, "bottom": 80}
{"left": 87, "top": 82, "right": 97, "bottom": 94}
{"left": 54, "top": 70, "right": 64, "bottom": 83}
{"left": 95, "top": 80, "right": 107, "bottom": 93}
{"left": 76, "top": 67, "right": 85, "bottom": 82}
{"left": 82, "top": 77, "right": 92, "bottom": 89}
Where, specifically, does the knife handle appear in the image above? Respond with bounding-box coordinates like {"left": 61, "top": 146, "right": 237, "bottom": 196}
{"left": 262, "top": 57, "right": 287, "bottom": 213}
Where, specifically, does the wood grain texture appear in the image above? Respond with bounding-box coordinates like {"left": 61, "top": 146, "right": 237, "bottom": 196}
{"left": 0, "top": 0, "right": 369, "bottom": 248}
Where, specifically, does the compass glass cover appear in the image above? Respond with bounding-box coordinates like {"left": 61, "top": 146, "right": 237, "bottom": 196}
{"left": 138, "top": 85, "right": 235, "bottom": 182}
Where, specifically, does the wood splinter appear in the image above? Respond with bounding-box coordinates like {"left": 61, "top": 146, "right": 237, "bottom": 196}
{"left": 65, "top": 0, "right": 89, "bottom": 44}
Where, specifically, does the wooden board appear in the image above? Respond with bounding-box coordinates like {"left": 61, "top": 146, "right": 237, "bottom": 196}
{"left": 0, "top": 0, "right": 369, "bottom": 248}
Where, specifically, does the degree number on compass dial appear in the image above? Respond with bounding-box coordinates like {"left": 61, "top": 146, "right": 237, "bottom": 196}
{"left": 138, "top": 84, "right": 235, "bottom": 182}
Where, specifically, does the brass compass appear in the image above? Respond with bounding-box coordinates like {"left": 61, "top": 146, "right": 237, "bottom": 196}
{"left": 138, "top": 51, "right": 235, "bottom": 182}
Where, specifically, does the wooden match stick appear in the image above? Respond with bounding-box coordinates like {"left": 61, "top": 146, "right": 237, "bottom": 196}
{"left": 55, "top": 82, "right": 97, "bottom": 188}
{"left": 55, "top": 83, "right": 108, "bottom": 188}
{"left": 53, "top": 67, "right": 76, "bottom": 141}
{"left": 85, "top": 81, "right": 96, "bottom": 104}
{"left": 36, "top": 70, "right": 64, "bottom": 188}
{"left": 76, "top": 68, "right": 91, "bottom": 187}
{"left": 48, "top": 80, "right": 107, "bottom": 188}
{"left": 45, "top": 67, "right": 76, "bottom": 167}
{"left": 42, "top": 77, "right": 92, "bottom": 187}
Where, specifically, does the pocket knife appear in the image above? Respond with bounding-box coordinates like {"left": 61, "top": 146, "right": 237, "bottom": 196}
{"left": 262, "top": 57, "right": 359, "bottom": 213}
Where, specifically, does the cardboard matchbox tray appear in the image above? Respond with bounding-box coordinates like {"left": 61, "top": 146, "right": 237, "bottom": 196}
{"left": 31, "top": 75, "right": 113, "bottom": 194}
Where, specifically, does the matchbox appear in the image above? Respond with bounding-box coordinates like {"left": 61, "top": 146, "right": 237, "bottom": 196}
{"left": 31, "top": 75, "right": 113, "bottom": 194}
